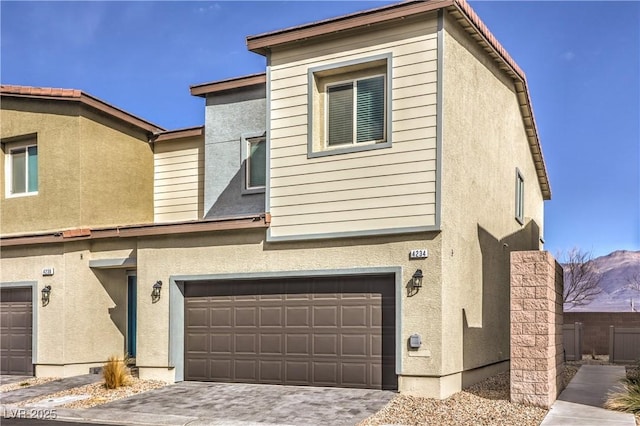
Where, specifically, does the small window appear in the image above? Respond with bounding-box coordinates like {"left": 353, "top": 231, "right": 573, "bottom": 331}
{"left": 245, "top": 135, "right": 266, "bottom": 191}
{"left": 5, "top": 141, "right": 38, "bottom": 197}
{"left": 515, "top": 168, "right": 524, "bottom": 224}
{"left": 308, "top": 54, "right": 392, "bottom": 158}
{"left": 326, "top": 75, "right": 385, "bottom": 146}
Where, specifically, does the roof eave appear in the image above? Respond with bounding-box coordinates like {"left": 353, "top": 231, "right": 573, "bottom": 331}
{"left": 0, "top": 90, "right": 165, "bottom": 133}
{"left": 0, "top": 215, "right": 269, "bottom": 247}
{"left": 190, "top": 73, "right": 267, "bottom": 97}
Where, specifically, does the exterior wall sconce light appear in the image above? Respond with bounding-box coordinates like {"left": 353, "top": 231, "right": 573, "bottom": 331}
{"left": 41, "top": 285, "right": 52, "bottom": 306}
{"left": 412, "top": 269, "right": 424, "bottom": 288}
{"left": 152, "top": 280, "right": 162, "bottom": 303}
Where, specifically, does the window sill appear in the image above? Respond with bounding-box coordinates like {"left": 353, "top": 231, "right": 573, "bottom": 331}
{"left": 308, "top": 140, "right": 392, "bottom": 159}
{"left": 242, "top": 187, "right": 265, "bottom": 195}
{"left": 5, "top": 191, "right": 38, "bottom": 199}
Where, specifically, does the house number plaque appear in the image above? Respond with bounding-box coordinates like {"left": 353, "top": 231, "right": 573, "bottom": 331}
{"left": 409, "top": 249, "right": 428, "bottom": 259}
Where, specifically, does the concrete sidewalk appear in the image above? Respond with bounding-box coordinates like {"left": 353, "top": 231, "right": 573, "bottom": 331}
{"left": 541, "top": 365, "right": 636, "bottom": 426}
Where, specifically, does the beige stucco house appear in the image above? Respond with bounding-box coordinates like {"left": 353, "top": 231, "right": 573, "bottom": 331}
{"left": 1, "top": 0, "right": 551, "bottom": 398}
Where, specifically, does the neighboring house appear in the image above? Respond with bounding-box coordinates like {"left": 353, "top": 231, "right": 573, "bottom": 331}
{"left": 0, "top": 0, "right": 551, "bottom": 399}
{"left": 0, "top": 85, "right": 162, "bottom": 376}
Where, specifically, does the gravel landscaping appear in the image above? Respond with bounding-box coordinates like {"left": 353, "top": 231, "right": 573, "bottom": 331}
{"left": 17, "top": 377, "right": 167, "bottom": 409}
{"left": 359, "top": 366, "right": 579, "bottom": 426}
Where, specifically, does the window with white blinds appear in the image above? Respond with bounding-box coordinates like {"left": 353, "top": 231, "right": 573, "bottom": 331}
{"left": 326, "top": 75, "right": 385, "bottom": 147}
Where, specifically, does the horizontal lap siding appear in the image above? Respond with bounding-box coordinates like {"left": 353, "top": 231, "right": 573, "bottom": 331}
{"left": 154, "top": 137, "right": 204, "bottom": 223}
{"left": 269, "top": 17, "right": 439, "bottom": 238}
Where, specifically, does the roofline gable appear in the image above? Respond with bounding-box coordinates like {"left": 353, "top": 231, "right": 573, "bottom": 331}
{"left": 1, "top": 84, "right": 165, "bottom": 134}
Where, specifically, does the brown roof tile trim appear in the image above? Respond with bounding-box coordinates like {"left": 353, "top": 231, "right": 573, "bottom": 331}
{"left": 153, "top": 125, "right": 204, "bottom": 143}
{"left": 0, "top": 215, "right": 269, "bottom": 247}
{"left": 246, "top": 0, "right": 453, "bottom": 54}
{"left": 1, "top": 84, "right": 165, "bottom": 134}
{"left": 190, "top": 73, "right": 266, "bottom": 97}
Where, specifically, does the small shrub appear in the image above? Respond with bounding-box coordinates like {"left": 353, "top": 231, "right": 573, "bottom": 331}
{"left": 19, "top": 382, "right": 30, "bottom": 387}
{"left": 102, "top": 355, "right": 131, "bottom": 389}
{"left": 605, "top": 380, "right": 640, "bottom": 413}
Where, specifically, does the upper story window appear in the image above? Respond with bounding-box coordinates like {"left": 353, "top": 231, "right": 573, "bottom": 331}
{"left": 326, "top": 75, "right": 385, "bottom": 146}
{"left": 308, "top": 54, "right": 392, "bottom": 158}
{"left": 241, "top": 133, "right": 266, "bottom": 194}
{"left": 515, "top": 168, "right": 524, "bottom": 225}
{"left": 4, "top": 136, "right": 38, "bottom": 197}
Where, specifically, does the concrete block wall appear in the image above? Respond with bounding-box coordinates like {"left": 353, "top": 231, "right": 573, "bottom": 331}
{"left": 510, "top": 251, "right": 564, "bottom": 408}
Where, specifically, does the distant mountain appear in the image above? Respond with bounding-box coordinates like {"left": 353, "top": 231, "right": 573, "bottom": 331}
{"left": 563, "top": 250, "right": 640, "bottom": 312}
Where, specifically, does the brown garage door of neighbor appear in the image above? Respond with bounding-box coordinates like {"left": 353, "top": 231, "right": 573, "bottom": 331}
{"left": 0, "top": 287, "right": 33, "bottom": 375}
{"left": 184, "top": 275, "right": 397, "bottom": 390}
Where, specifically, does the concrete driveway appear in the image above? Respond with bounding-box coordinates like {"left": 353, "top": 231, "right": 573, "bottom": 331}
{"left": 54, "top": 381, "right": 396, "bottom": 426}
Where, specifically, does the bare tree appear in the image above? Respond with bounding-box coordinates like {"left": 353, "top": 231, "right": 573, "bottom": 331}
{"left": 560, "top": 248, "right": 602, "bottom": 307}
{"left": 625, "top": 272, "right": 640, "bottom": 293}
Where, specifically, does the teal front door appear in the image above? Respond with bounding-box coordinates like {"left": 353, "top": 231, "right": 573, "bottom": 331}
{"left": 127, "top": 276, "right": 137, "bottom": 357}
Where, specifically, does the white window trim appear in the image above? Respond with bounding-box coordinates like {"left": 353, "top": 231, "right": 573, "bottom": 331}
{"left": 324, "top": 73, "right": 387, "bottom": 150}
{"left": 5, "top": 142, "right": 38, "bottom": 199}
{"left": 240, "top": 132, "right": 266, "bottom": 195}
{"left": 515, "top": 168, "right": 524, "bottom": 225}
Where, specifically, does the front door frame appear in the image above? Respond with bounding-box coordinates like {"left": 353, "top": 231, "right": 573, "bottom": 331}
{"left": 126, "top": 273, "right": 137, "bottom": 358}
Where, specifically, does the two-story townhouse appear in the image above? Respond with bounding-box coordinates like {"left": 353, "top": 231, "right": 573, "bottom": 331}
{"left": 130, "top": 0, "right": 549, "bottom": 397}
{"left": 1, "top": 0, "right": 552, "bottom": 399}
{"left": 0, "top": 85, "right": 163, "bottom": 376}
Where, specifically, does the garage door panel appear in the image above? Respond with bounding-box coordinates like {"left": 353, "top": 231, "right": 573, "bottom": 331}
{"left": 235, "top": 360, "right": 257, "bottom": 381}
{"left": 186, "top": 307, "right": 208, "bottom": 327}
{"left": 342, "top": 362, "right": 367, "bottom": 386}
{"left": 286, "top": 306, "right": 310, "bottom": 327}
{"left": 259, "top": 360, "right": 283, "bottom": 381}
{"left": 371, "top": 335, "right": 382, "bottom": 356}
{"left": 186, "top": 359, "right": 208, "bottom": 380}
{"left": 313, "top": 306, "right": 338, "bottom": 327}
{"left": 0, "top": 288, "right": 33, "bottom": 375}
{"left": 342, "top": 335, "right": 368, "bottom": 357}
{"left": 186, "top": 333, "right": 208, "bottom": 353}
{"left": 313, "top": 334, "right": 338, "bottom": 356}
{"left": 235, "top": 334, "right": 257, "bottom": 354}
{"left": 371, "top": 363, "right": 382, "bottom": 388}
{"left": 184, "top": 275, "right": 396, "bottom": 389}
{"left": 210, "top": 359, "right": 232, "bottom": 380}
{"left": 286, "top": 334, "right": 310, "bottom": 355}
{"left": 210, "top": 334, "right": 232, "bottom": 353}
{"left": 286, "top": 361, "right": 309, "bottom": 383}
{"left": 235, "top": 307, "right": 257, "bottom": 326}
{"left": 260, "top": 334, "right": 282, "bottom": 354}
{"left": 313, "top": 362, "right": 338, "bottom": 384}
{"left": 210, "top": 307, "right": 232, "bottom": 327}
{"left": 259, "top": 307, "right": 282, "bottom": 326}
{"left": 342, "top": 305, "right": 368, "bottom": 327}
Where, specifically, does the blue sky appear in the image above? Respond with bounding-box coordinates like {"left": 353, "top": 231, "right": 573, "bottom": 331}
{"left": 1, "top": 1, "right": 638, "bottom": 258}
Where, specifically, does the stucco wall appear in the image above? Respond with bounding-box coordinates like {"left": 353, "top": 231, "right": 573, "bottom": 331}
{"left": 134, "top": 229, "right": 444, "bottom": 389}
{"left": 0, "top": 240, "right": 131, "bottom": 375}
{"left": 204, "top": 87, "right": 266, "bottom": 218}
{"left": 440, "top": 12, "right": 546, "bottom": 381}
{"left": 0, "top": 98, "right": 153, "bottom": 235}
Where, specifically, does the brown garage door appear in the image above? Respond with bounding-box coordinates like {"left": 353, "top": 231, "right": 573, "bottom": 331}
{"left": 0, "top": 287, "right": 33, "bottom": 375}
{"left": 184, "top": 275, "right": 396, "bottom": 390}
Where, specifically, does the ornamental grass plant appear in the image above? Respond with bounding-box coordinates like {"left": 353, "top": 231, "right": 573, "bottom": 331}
{"left": 102, "top": 355, "right": 131, "bottom": 389}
